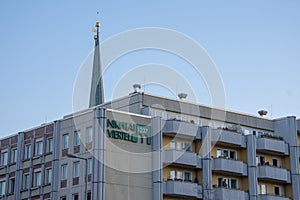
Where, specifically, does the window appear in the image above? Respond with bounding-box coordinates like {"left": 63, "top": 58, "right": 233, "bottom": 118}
{"left": 34, "top": 170, "right": 42, "bottom": 187}
{"left": 229, "top": 151, "right": 236, "bottom": 160}
{"left": 23, "top": 173, "right": 30, "bottom": 189}
{"left": 62, "top": 134, "right": 69, "bottom": 149}
{"left": 86, "top": 127, "right": 93, "bottom": 143}
{"left": 274, "top": 186, "right": 281, "bottom": 196}
{"left": 256, "top": 155, "right": 266, "bottom": 166}
{"left": 73, "top": 194, "right": 79, "bottom": 200}
{"left": 74, "top": 131, "right": 81, "bottom": 146}
{"left": 170, "top": 141, "right": 192, "bottom": 151}
{"left": 183, "top": 142, "right": 192, "bottom": 151}
{"left": 87, "top": 191, "right": 91, "bottom": 200}
{"left": 217, "top": 148, "right": 236, "bottom": 160}
{"left": 170, "top": 170, "right": 175, "bottom": 179}
{"left": 87, "top": 158, "right": 93, "bottom": 174}
{"left": 73, "top": 162, "right": 80, "bottom": 178}
{"left": 176, "top": 171, "right": 183, "bottom": 180}
{"left": 24, "top": 144, "right": 32, "bottom": 159}
{"left": 60, "top": 197, "right": 67, "bottom": 200}
{"left": 45, "top": 168, "right": 52, "bottom": 184}
{"left": 0, "top": 180, "right": 6, "bottom": 196}
{"left": 218, "top": 177, "right": 238, "bottom": 189}
{"left": 9, "top": 178, "right": 15, "bottom": 193}
{"left": 11, "top": 149, "right": 17, "bottom": 163}
{"left": 272, "top": 158, "right": 279, "bottom": 167}
{"left": 217, "top": 149, "right": 222, "bottom": 158}
{"left": 184, "top": 172, "right": 192, "bottom": 182}
{"left": 169, "top": 141, "right": 175, "bottom": 149}
{"left": 47, "top": 138, "right": 53, "bottom": 153}
{"left": 35, "top": 140, "right": 43, "bottom": 156}
{"left": 257, "top": 184, "right": 267, "bottom": 194}
{"left": 1, "top": 151, "right": 8, "bottom": 166}
{"left": 61, "top": 164, "right": 67, "bottom": 180}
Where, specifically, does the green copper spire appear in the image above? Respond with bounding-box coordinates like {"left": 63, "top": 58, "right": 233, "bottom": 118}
{"left": 89, "top": 22, "right": 104, "bottom": 107}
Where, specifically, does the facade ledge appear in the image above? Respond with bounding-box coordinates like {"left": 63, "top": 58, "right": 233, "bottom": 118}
{"left": 212, "top": 158, "right": 247, "bottom": 176}
{"left": 163, "top": 180, "right": 202, "bottom": 198}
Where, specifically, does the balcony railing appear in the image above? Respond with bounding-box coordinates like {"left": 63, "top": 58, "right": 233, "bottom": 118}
{"left": 163, "top": 180, "right": 202, "bottom": 198}
{"left": 258, "top": 194, "right": 291, "bottom": 200}
{"left": 212, "top": 157, "right": 247, "bottom": 176}
{"left": 163, "top": 120, "right": 201, "bottom": 138}
{"left": 163, "top": 149, "right": 198, "bottom": 167}
{"left": 257, "top": 165, "right": 291, "bottom": 183}
{"left": 210, "top": 128, "right": 246, "bottom": 147}
{"left": 256, "top": 137, "right": 288, "bottom": 154}
{"left": 213, "top": 187, "right": 249, "bottom": 200}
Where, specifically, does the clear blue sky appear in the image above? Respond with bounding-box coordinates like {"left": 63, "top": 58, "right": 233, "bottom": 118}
{"left": 0, "top": 1, "right": 299, "bottom": 136}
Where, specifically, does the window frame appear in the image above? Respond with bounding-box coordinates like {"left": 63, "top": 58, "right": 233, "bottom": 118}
{"left": 47, "top": 138, "right": 53, "bottom": 153}
{"left": 24, "top": 144, "right": 32, "bottom": 159}
{"left": 11, "top": 148, "right": 18, "bottom": 163}
{"left": 0, "top": 180, "right": 6, "bottom": 196}
{"left": 62, "top": 134, "right": 69, "bottom": 149}
{"left": 45, "top": 168, "right": 52, "bottom": 184}
{"left": 73, "top": 161, "right": 80, "bottom": 178}
{"left": 87, "top": 158, "right": 93, "bottom": 174}
{"left": 86, "top": 127, "right": 93, "bottom": 143}
{"left": 23, "top": 173, "right": 30, "bottom": 189}
{"left": 61, "top": 164, "right": 67, "bottom": 180}
{"left": 74, "top": 131, "right": 81, "bottom": 146}
{"left": 35, "top": 139, "right": 43, "bottom": 156}
{"left": 9, "top": 178, "right": 15, "bottom": 193}
{"left": 274, "top": 185, "right": 281, "bottom": 196}
{"left": 34, "top": 170, "right": 42, "bottom": 187}
{"left": 1, "top": 151, "right": 8, "bottom": 166}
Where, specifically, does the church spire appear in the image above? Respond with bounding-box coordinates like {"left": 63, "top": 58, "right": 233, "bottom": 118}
{"left": 89, "top": 21, "right": 104, "bottom": 107}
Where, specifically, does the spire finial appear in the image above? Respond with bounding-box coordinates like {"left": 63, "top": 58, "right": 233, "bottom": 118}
{"left": 89, "top": 17, "right": 104, "bottom": 107}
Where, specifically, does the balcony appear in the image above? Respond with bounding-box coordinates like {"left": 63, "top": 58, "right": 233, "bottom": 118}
{"left": 212, "top": 158, "right": 247, "bottom": 176}
{"left": 163, "top": 120, "right": 201, "bottom": 138}
{"left": 257, "top": 165, "right": 291, "bottom": 183}
{"left": 210, "top": 128, "right": 246, "bottom": 147}
{"left": 258, "top": 194, "right": 291, "bottom": 200}
{"left": 213, "top": 187, "right": 248, "bottom": 200}
{"left": 256, "top": 137, "right": 288, "bottom": 155}
{"left": 163, "top": 149, "right": 198, "bottom": 167}
{"left": 163, "top": 180, "right": 202, "bottom": 198}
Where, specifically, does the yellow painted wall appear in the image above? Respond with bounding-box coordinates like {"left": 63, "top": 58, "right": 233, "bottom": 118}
{"left": 162, "top": 136, "right": 195, "bottom": 152}
{"left": 257, "top": 154, "right": 289, "bottom": 169}
{"left": 162, "top": 166, "right": 196, "bottom": 181}
{"left": 211, "top": 145, "right": 246, "bottom": 162}
{"left": 258, "top": 181, "right": 290, "bottom": 197}
{"left": 163, "top": 166, "right": 202, "bottom": 185}
{"left": 195, "top": 140, "right": 202, "bottom": 155}
{"left": 285, "top": 184, "right": 293, "bottom": 198}
{"left": 163, "top": 136, "right": 172, "bottom": 150}
{"left": 239, "top": 149, "right": 248, "bottom": 163}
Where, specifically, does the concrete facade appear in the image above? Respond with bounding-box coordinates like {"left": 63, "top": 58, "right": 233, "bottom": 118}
{"left": 0, "top": 92, "right": 299, "bottom": 200}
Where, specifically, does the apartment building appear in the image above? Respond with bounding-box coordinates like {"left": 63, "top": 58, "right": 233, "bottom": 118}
{"left": 0, "top": 92, "right": 299, "bottom": 200}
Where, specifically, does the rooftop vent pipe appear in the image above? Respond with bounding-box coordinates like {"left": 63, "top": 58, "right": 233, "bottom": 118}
{"left": 178, "top": 93, "right": 188, "bottom": 100}
{"left": 258, "top": 110, "right": 268, "bottom": 117}
{"left": 133, "top": 84, "right": 141, "bottom": 93}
